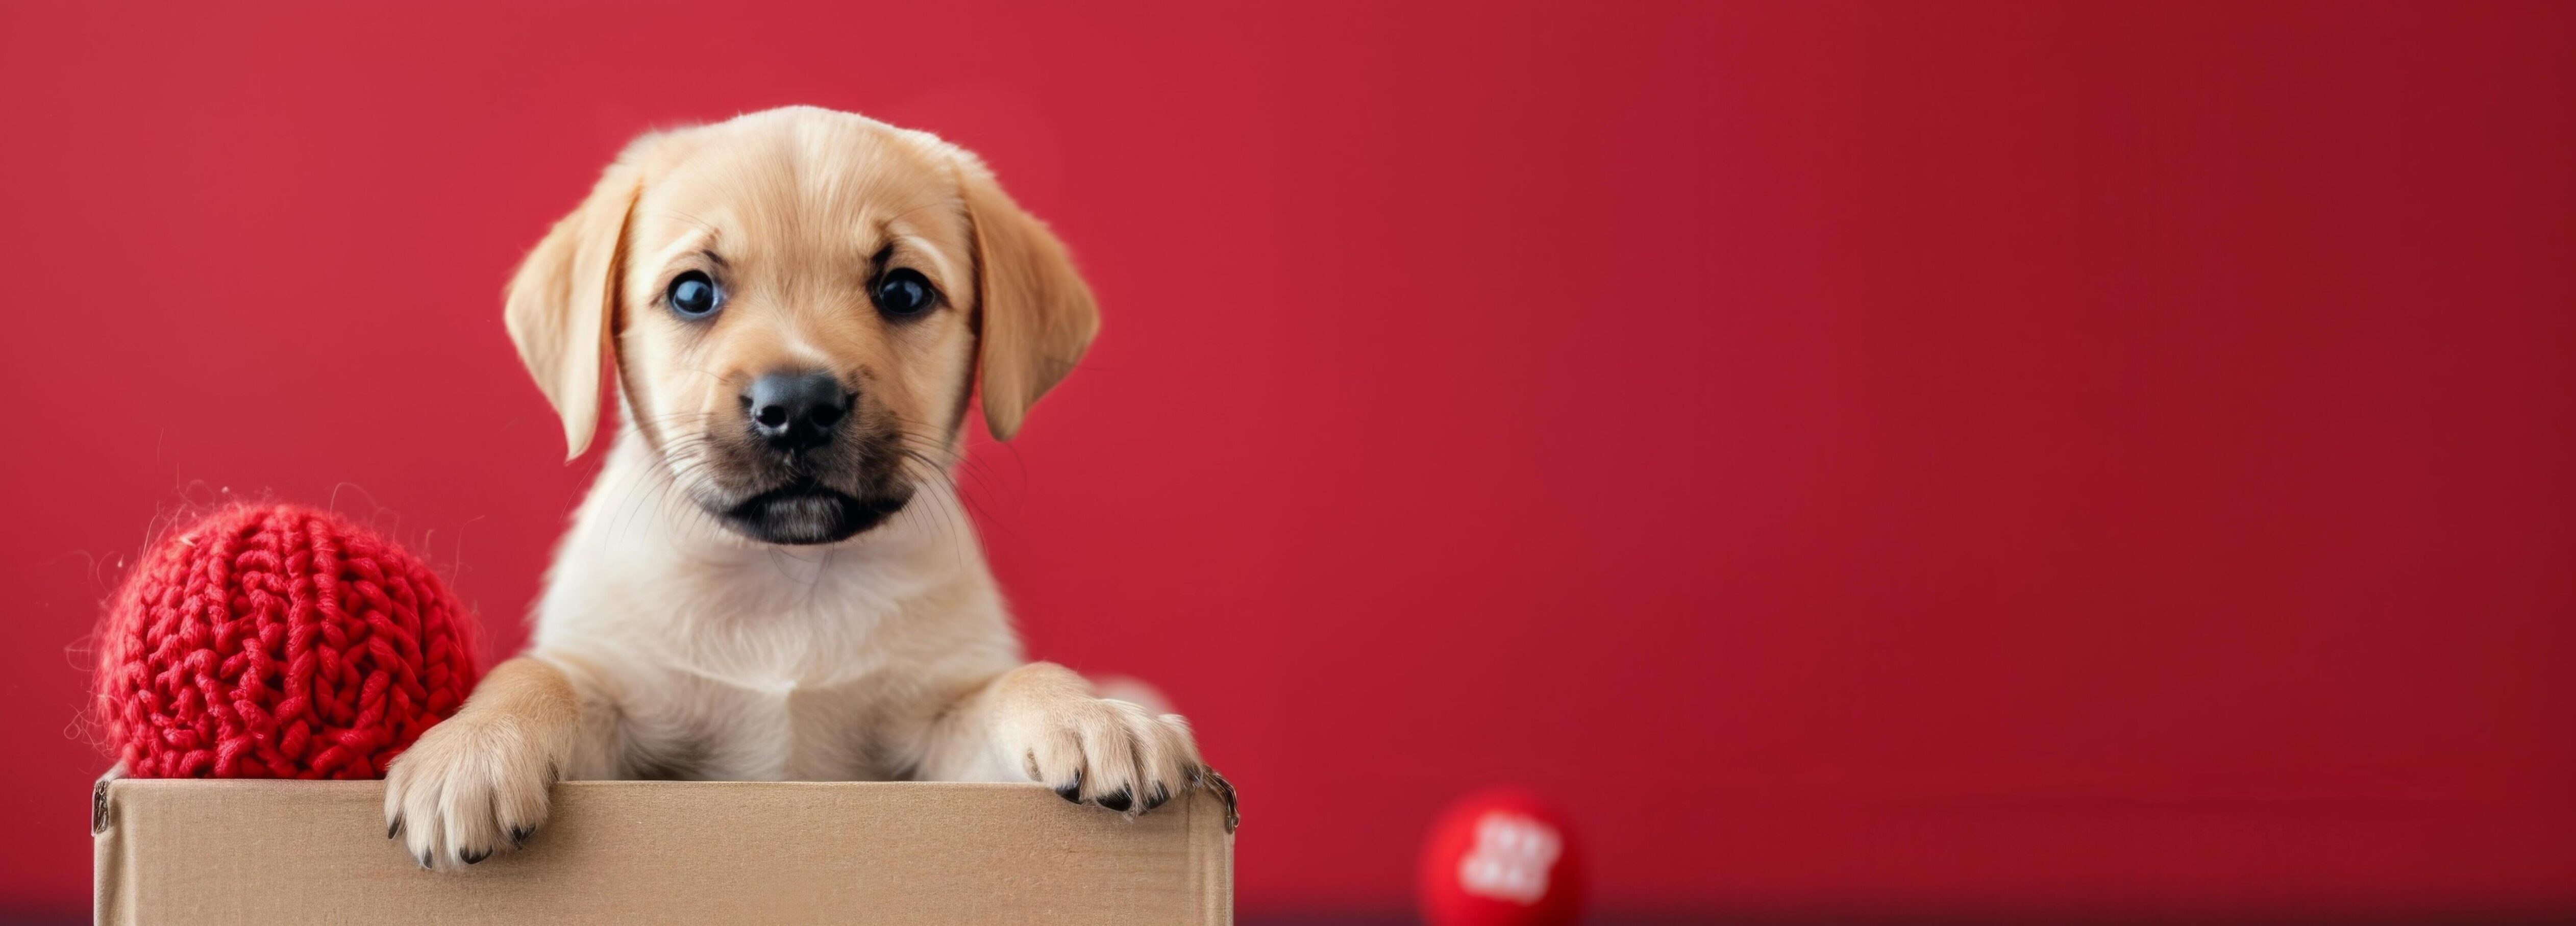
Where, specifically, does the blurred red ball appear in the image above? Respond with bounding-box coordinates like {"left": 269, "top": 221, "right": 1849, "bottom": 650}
{"left": 1419, "top": 787, "right": 1586, "bottom": 926}
{"left": 94, "top": 504, "right": 482, "bottom": 779}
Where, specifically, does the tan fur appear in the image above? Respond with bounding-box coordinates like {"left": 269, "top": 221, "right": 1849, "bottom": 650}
{"left": 384, "top": 107, "right": 1204, "bottom": 870}
{"left": 959, "top": 157, "right": 1100, "bottom": 440}
{"left": 502, "top": 154, "right": 637, "bottom": 460}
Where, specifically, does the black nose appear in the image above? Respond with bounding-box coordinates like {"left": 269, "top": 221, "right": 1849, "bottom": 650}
{"left": 744, "top": 370, "right": 851, "bottom": 451}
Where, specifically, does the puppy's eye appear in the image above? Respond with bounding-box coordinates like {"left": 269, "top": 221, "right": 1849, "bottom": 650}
{"left": 872, "top": 268, "right": 936, "bottom": 318}
{"left": 667, "top": 271, "right": 722, "bottom": 318}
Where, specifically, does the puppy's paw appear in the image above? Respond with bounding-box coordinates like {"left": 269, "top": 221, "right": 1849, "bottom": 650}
{"left": 1004, "top": 693, "right": 1206, "bottom": 816}
{"left": 382, "top": 715, "right": 560, "bottom": 871}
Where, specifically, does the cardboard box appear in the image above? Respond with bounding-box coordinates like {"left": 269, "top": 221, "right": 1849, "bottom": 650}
{"left": 93, "top": 779, "right": 1234, "bottom": 924}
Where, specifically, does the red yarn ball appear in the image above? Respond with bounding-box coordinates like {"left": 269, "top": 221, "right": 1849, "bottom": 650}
{"left": 94, "top": 504, "right": 482, "bottom": 779}
{"left": 1418, "top": 787, "right": 1586, "bottom": 926}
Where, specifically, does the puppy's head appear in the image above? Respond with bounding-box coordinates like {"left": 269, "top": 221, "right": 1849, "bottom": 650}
{"left": 505, "top": 107, "right": 1097, "bottom": 545}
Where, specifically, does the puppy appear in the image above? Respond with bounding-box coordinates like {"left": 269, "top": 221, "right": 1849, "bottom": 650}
{"left": 383, "top": 106, "right": 1221, "bottom": 869}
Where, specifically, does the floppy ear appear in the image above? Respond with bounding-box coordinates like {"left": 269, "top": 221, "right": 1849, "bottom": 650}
{"left": 505, "top": 161, "right": 641, "bottom": 461}
{"left": 960, "top": 159, "right": 1100, "bottom": 441}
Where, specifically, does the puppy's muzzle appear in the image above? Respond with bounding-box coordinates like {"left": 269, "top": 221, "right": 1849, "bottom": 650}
{"left": 714, "top": 367, "right": 909, "bottom": 545}
{"left": 745, "top": 369, "right": 851, "bottom": 453}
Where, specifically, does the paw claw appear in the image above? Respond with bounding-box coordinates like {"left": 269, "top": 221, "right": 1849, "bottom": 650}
{"left": 382, "top": 712, "right": 559, "bottom": 874}
{"left": 1001, "top": 682, "right": 1204, "bottom": 823}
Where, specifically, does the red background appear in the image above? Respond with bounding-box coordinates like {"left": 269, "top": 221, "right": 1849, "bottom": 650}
{"left": 5, "top": 1, "right": 2572, "bottom": 919}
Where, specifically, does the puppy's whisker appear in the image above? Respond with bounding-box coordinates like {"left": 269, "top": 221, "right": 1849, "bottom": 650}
{"left": 895, "top": 447, "right": 980, "bottom": 547}
{"left": 895, "top": 455, "right": 958, "bottom": 530}
{"left": 882, "top": 421, "right": 1006, "bottom": 539}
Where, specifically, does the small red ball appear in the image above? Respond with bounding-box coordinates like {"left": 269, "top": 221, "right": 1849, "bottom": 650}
{"left": 94, "top": 504, "right": 483, "bottom": 779}
{"left": 1419, "top": 787, "right": 1586, "bottom": 926}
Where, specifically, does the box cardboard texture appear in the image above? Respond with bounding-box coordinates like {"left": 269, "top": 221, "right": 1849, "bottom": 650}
{"left": 94, "top": 779, "right": 1234, "bottom": 924}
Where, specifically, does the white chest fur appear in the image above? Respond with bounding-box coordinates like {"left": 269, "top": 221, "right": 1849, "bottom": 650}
{"left": 525, "top": 434, "right": 1023, "bottom": 781}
